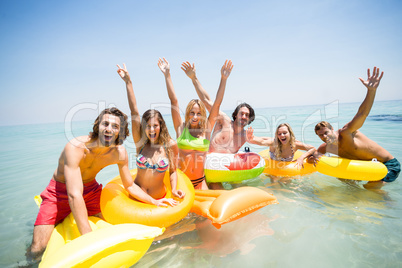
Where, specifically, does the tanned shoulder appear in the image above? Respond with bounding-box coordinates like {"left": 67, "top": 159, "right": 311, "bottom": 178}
{"left": 317, "top": 143, "right": 327, "bottom": 154}
{"left": 115, "top": 145, "right": 129, "bottom": 164}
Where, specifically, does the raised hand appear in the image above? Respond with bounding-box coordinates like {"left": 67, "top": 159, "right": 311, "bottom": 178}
{"left": 246, "top": 126, "right": 255, "bottom": 142}
{"left": 158, "top": 57, "right": 170, "bottom": 76}
{"left": 181, "top": 61, "right": 196, "bottom": 80}
{"left": 116, "top": 63, "right": 131, "bottom": 83}
{"left": 359, "top": 66, "right": 384, "bottom": 91}
{"left": 221, "top": 60, "right": 233, "bottom": 79}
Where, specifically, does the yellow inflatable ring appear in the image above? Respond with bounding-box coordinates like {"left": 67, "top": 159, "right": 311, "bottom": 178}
{"left": 316, "top": 155, "right": 388, "bottom": 181}
{"left": 191, "top": 187, "right": 278, "bottom": 229}
{"left": 259, "top": 149, "right": 316, "bottom": 177}
{"left": 100, "top": 169, "right": 195, "bottom": 228}
{"left": 204, "top": 152, "right": 265, "bottom": 183}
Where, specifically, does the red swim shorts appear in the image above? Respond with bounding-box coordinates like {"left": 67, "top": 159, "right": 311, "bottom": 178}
{"left": 34, "top": 179, "right": 102, "bottom": 226}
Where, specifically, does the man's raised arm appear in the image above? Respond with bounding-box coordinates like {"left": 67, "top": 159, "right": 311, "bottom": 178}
{"left": 343, "top": 67, "right": 384, "bottom": 133}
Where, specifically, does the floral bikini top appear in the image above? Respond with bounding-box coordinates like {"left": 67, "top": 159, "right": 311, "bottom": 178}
{"left": 270, "top": 147, "right": 295, "bottom": 162}
{"left": 136, "top": 146, "right": 169, "bottom": 173}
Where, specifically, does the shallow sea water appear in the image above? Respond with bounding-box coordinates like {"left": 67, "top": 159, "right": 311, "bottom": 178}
{"left": 0, "top": 100, "right": 401, "bottom": 268}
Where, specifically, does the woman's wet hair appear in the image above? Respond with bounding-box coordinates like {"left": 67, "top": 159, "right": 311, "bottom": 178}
{"left": 232, "top": 103, "right": 255, "bottom": 124}
{"left": 185, "top": 99, "right": 208, "bottom": 132}
{"left": 91, "top": 107, "right": 129, "bottom": 145}
{"left": 140, "top": 109, "right": 173, "bottom": 165}
{"left": 274, "top": 123, "right": 296, "bottom": 160}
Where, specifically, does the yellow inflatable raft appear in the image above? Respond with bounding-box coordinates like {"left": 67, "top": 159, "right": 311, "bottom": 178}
{"left": 191, "top": 187, "right": 278, "bottom": 229}
{"left": 100, "top": 169, "right": 195, "bottom": 227}
{"left": 315, "top": 155, "right": 388, "bottom": 181}
{"left": 259, "top": 149, "right": 316, "bottom": 177}
{"left": 34, "top": 197, "right": 164, "bottom": 268}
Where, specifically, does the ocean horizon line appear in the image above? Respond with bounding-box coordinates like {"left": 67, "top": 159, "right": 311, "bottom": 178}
{"left": 1, "top": 99, "right": 400, "bottom": 128}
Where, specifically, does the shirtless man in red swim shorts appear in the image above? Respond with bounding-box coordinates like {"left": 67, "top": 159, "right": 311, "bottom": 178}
{"left": 27, "top": 107, "right": 137, "bottom": 260}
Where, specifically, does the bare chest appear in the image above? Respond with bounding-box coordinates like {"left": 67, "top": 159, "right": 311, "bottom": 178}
{"left": 211, "top": 128, "right": 246, "bottom": 153}
{"left": 79, "top": 151, "right": 117, "bottom": 179}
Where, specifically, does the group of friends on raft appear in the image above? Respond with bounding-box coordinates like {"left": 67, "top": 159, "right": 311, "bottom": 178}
{"left": 27, "top": 59, "right": 400, "bottom": 262}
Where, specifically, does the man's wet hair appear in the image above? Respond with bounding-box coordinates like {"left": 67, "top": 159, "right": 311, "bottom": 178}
{"left": 314, "top": 121, "right": 333, "bottom": 134}
{"left": 91, "top": 107, "right": 129, "bottom": 145}
{"left": 232, "top": 103, "right": 255, "bottom": 125}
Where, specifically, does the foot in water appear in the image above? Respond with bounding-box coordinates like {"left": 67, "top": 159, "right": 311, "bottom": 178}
{"left": 17, "top": 258, "right": 39, "bottom": 268}
{"left": 363, "top": 180, "right": 385, "bottom": 190}
{"left": 20, "top": 246, "right": 42, "bottom": 267}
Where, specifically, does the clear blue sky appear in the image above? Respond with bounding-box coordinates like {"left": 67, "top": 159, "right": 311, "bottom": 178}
{"left": 1, "top": 0, "right": 401, "bottom": 126}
